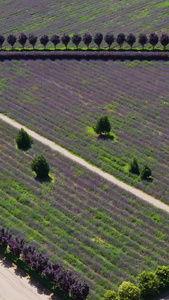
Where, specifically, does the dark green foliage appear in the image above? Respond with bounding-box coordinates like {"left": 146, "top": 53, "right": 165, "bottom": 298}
{"left": 137, "top": 271, "right": 159, "bottom": 299}
{"left": 149, "top": 33, "right": 159, "bottom": 49}
{"left": 160, "top": 34, "right": 169, "bottom": 49}
{"left": 126, "top": 33, "right": 136, "bottom": 49}
{"left": 28, "top": 34, "right": 37, "bottom": 49}
{"left": 155, "top": 266, "right": 169, "bottom": 291}
{"left": 72, "top": 33, "right": 82, "bottom": 49}
{"left": 104, "top": 33, "right": 114, "bottom": 49}
{"left": 31, "top": 155, "right": 49, "bottom": 178}
{"left": 103, "top": 290, "right": 118, "bottom": 300}
{"left": 16, "top": 128, "right": 33, "bottom": 150}
{"left": 7, "top": 34, "right": 17, "bottom": 49}
{"left": 138, "top": 34, "right": 148, "bottom": 49}
{"left": 93, "top": 116, "right": 111, "bottom": 135}
{"left": 50, "top": 34, "right": 60, "bottom": 49}
{"left": 116, "top": 33, "right": 125, "bottom": 48}
{"left": 18, "top": 33, "right": 27, "bottom": 49}
{"left": 118, "top": 281, "right": 140, "bottom": 300}
{"left": 94, "top": 32, "right": 103, "bottom": 49}
{"left": 83, "top": 32, "right": 92, "bottom": 49}
{"left": 40, "top": 35, "right": 49, "bottom": 49}
{"left": 61, "top": 33, "right": 70, "bottom": 49}
{"left": 140, "top": 164, "right": 152, "bottom": 180}
{"left": 0, "top": 35, "right": 5, "bottom": 49}
{"left": 129, "top": 158, "right": 140, "bottom": 175}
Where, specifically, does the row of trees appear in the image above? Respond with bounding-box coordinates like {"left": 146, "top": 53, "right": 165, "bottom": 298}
{"left": 0, "top": 227, "right": 89, "bottom": 300}
{"left": 0, "top": 32, "right": 169, "bottom": 50}
{"left": 103, "top": 266, "right": 169, "bottom": 300}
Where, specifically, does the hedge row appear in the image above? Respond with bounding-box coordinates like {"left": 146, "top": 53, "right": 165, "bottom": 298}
{"left": 0, "top": 32, "right": 169, "bottom": 50}
{"left": 0, "top": 227, "right": 89, "bottom": 300}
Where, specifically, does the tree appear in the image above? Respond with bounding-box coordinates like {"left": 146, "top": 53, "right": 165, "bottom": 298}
{"left": 129, "top": 158, "right": 140, "bottom": 175}
{"left": 70, "top": 281, "right": 89, "bottom": 300}
{"left": 61, "top": 33, "right": 70, "bottom": 49}
{"left": 40, "top": 35, "right": 49, "bottom": 49}
{"left": 28, "top": 34, "right": 37, "bottom": 49}
{"left": 8, "top": 237, "right": 24, "bottom": 258}
{"left": 103, "top": 290, "right": 118, "bottom": 300}
{"left": 72, "top": 33, "right": 82, "bottom": 49}
{"left": 31, "top": 155, "right": 49, "bottom": 178}
{"left": 16, "top": 128, "right": 33, "bottom": 150}
{"left": 104, "top": 33, "right": 114, "bottom": 49}
{"left": 50, "top": 34, "right": 60, "bottom": 49}
{"left": 155, "top": 266, "right": 169, "bottom": 291}
{"left": 116, "top": 33, "right": 125, "bottom": 49}
{"left": 137, "top": 271, "right": 159, "bottom": 299}
{"left": 83, "top": 33, "right": 92, "bottom": 49}
{"left": 18, "top": 33, "right": 27, "bottom": 49}
{"left": 140, "top": 164, "right": 152, "bottom": 180}
{"left": 118, "top": 281, "right": 140, "bottom": 300}
{"left": 0, "top": 227, "right": 12, "bottom": 249}
{"left": 93, "top": 116, "right": 111, "bottom": 135}
{"left": 126, "top": 33, "right": 136, "bottom": 49}
{"left": 7, "top": 34, "right": 17, "bottom": 49}
{"left": 138, "top": 33, "right": 148, "bottom": 49}
{"left": 94, "top": 32, "right": 103, "bottom": 49}
{"left": 160, "top": 34, "right": 169, "bottom": 50}
{"left": 149, "top": 33, "right": 159, "bottom": 49}
{"left": 0, "top": 35, "right": 5, "bottom": 50}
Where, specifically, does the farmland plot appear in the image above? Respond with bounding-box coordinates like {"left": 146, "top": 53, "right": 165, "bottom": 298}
{"left": 0, "top": 60, "right": 169, "bottom": 203}
{"left": 0, "top": 121, "right": 169, "bottom": 299}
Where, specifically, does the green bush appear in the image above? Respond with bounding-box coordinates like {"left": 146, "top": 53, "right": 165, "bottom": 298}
{"left": 16, "top": 128, "right": 33, "bottom": 150}
{"left": 140, "top": 164, "right": 152, "bottom": 180}
{"left": 118, "top": 281, "right": 140, "bottom": 300}
{"left": 93, "top": 116, "right": 111, "bottom": 135}
{"left": 136, "top": 271, "right": 159, "bottom": 299}
{"left": 31, "top": 155, "right": 49, "bottom": 179}
{"left": 155, "top": 265, "right": 169, "bottom": 292}
{"left": 129, "top": 158, "right": 140, "bottom": 175}
{"left": 103, "top": 290, "right": 118, "bottom": 300}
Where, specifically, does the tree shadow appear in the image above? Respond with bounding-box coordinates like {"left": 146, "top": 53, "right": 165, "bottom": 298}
{"left": 0, "top": 255, "right": 13, "bottom": 268}
{"left": 28, "top": 276, "right": 52, "bottom": 296}
{"left": 35, "top": 175, "right": 52, "bottom": 183}
{"left": 14, "top": 265, "right": 27, "bottom": 278}
{"left": 98, "top": 134, "right": 115, "bottom": 141}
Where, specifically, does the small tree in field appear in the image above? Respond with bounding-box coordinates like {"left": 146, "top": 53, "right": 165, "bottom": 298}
{"left": 116, "top": 33, "right": 125, "bottom": 48}
{"left": 31, "top": 155, "right": 49, "bottom": 179}
{"left": 40, "top": 35, "right": 49, "bottom": 49}
{"left": 7, "top": 34, "right": 17, "bottom": 49}
{"left": 156, "top": 265, "right": 169, "bottom": 291}
{"left": 129, "top": 158, "right": 140, "bottom": 175}
{"left": 28, "top": 34, "right": 37, "bottom": 49}
{"left": 83, "top": 32, "right": 92, "bottom": 49}
{"left": 61, "top": 33, "right": 70, "bottom": 49}
{"left": 72, "top": 33, "right": 82, "bottom": 49}
{"left": 18, "top": 33, "right": 27, "bottom": 49}
{"left": 138, "top": 33, "right": 148, "bottom": 49}
{"left": 93, "top": 116, "right": 111, "bottom": 135}
{"left": 0, "top": 35, "right": 5, "bottom": 49}
{"left": 118, "top": 281, "right": 140, "bottom": 300}
{"left": 16, "top": 128, "right": 33, "bottom": 150}
{"left": 140, "top": 164, "right": 152, "bottom": 180}
{"left": 50, "top": 34, "right": 60, "bottom": 49}
{"left": 126, "top": 33, "right": 136, "bottom": 49}
{"left": 104, "top": 33, "right": 114, "bottom": 49}
{"left": 149, "top": 33, "right": 159, "bottom": 49}
{"left": 94, "top": 32, "right": 103, "bottom": 49}
{"left": 137, "top": 271, "right": 159, "bottom": 300}
{"left": 160, "top": 34, "right": 169, "bottom": 50}
{"left": 103, "top": 290, "right": 118, "bottom": 300}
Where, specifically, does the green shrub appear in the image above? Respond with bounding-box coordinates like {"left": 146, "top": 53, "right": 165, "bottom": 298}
{"left": 155, "top": 265, "right": 169, "bottom": 291}
{"left": 118, "top": 281, "right": 140, "bottom": 300}
{"left": 103, "top": 290, "right": 118, "bottom": 300}
{"left": 31, "top": 155, "right": 49, "bottom": 179}
{"left": 93, "top": 116, "right": 111, "bottom": 135}
{"left": 136, "top": 271, "right": 159, "bottom": 299}
{"left": 129, "top": 158, "right": 140, "bottom": 175}
{"left": 16, "top": 128, "right": 33, "bottom": 150}
{"left": 140, "top": 164, "right": 152, "bottom": 180}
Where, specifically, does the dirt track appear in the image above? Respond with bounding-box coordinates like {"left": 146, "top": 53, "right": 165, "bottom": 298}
{"left": 0, "top": 113, "right": 169, "bottom": 213}
{"left": 0, "top": 254, "right": 60, "bottom": 300}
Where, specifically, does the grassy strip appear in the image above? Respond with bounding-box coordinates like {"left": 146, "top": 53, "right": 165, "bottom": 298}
{"left": 0, "top": 246, "right": 73, "bottom": 300}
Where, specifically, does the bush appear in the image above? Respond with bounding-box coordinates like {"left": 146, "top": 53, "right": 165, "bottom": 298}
{"left": 155, "top": 265, "right": 169, "bottom": 292}
{"left": 103, "top": 290, "right": 118, "bottom": 300}
{"left": 31, "top": 155, "right": 49, "bottom": 178}
{"left": 93, "top": 116, "right": 111, "bottom": 135}
{"left": 16, "top": 128, "right": 33, "bottom": 150}
{"left": 137, "top": 271, "right": 159, "bottom": 299}
{"left": 118, "top": 281, "right": 140, "bottom": 300}
{"left": 129, "top": 158, "right": 140, "bottom": 175}
{"left": 140, "top": 164, "right": 152, "bottom": 180}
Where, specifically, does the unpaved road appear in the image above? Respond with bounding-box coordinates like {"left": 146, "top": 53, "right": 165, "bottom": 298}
{"left": 0, "top": 254, "right": 61, "bottom": 300}
{"left": 0, "top": 113, "right": 169, "bottom": 213}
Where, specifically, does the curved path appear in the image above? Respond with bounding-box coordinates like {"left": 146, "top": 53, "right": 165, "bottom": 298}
{"left": 0, "top": 113, "right": 169, "bottom": 213}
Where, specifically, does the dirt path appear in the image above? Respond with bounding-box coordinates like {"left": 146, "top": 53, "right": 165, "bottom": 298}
{"left": 0, "top": 254, "right": 61, "bottom": 300}
{"left": 0, "top": 113, "right": 169, "bottom": 213}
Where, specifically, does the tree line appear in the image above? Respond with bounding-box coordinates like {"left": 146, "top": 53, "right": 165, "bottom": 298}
{"left": 0, "top": 32, "right": 169, "bottom": 50}
{"left": 0, "top": 227, "right": 89, "bottom": 300}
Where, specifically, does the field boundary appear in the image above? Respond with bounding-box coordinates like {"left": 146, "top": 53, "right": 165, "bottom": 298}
{"left": 0, "top": 50, "right": 169, "bottom": 61}
{"left": 1, "top": 113, "right": 169, "bottom": 213}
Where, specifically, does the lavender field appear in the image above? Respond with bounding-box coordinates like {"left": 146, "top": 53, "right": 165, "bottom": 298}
{"left": 0, "top": 0, "right": 169, "bottom": 45}
{"left": 1, "top": 120, "right": 169, "bottom": 299}
{"left": 0, "top": 60, "right": 169, "bottom": 203}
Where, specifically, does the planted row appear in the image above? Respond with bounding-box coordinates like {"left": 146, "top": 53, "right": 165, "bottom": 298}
{"left": 0, "top": 227, "right": 89, "bottom": 300}
{"left": 0, "top": 32, "right": 169, "bottom": 50}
